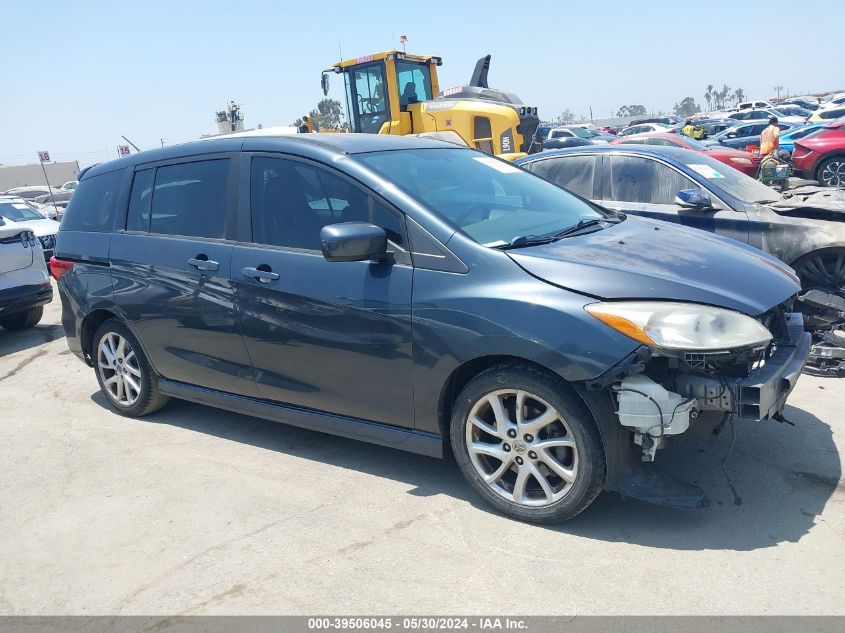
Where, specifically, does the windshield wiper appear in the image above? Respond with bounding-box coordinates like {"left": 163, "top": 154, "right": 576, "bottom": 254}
{"left": 553, "top": 217, "right": 609, "bottom": 238}
{"left": 498, "top": 217, "right": 621, "bottom": 250}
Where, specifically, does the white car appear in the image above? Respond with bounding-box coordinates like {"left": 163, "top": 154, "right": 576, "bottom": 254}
{"left": 60, "top": 180, "right": 78, "bottom": 191}
{"left": 0, "top": 221, "right": 51, "bottom": 330}
{"left": 0, "top": 197, "right": 61, "bottom": 261}
{"left": 617, "top": 123, "right": 672, "bottom": 137}
{"left": 737, "top": 100, "right": 774, "bottom": 110}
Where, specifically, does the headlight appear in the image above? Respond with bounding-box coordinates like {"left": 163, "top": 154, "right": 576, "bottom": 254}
{"left": 730, "top": 157, "right": 753, "bottom": 165}
{"left": 585, "top": 301, "right": 772, "bottom": 351}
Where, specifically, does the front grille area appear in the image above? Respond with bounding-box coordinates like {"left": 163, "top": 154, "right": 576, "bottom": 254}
{"left": 38, "top": 234, "right": 56, "bottom": 250}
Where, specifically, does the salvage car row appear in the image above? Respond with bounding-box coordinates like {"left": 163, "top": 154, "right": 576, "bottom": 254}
{"left": 536, "top": 95, "right": 845, "bottom": 187}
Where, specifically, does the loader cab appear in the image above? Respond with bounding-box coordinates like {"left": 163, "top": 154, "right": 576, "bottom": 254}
{"left": 332, "top": 51, "right": 441, "bottom": 135}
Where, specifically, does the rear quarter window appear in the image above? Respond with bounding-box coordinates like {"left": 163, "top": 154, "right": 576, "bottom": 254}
{"left": 60, "top": 169, "right": 124, "bottom": 232}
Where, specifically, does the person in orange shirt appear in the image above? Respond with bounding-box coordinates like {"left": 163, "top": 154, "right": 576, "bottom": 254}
{"left": 760, "top": 116, "right": 781, "bottom": 156}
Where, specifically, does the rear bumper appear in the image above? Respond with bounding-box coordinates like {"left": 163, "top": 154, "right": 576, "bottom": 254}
{"left": 734, "top": 313, "right": 810, "bottom": 421}
{"left": 791, "top": 153, "right": 817, "bottom": 179}
{"left": 0, "top": 282, "right": 53, "bottom": 316}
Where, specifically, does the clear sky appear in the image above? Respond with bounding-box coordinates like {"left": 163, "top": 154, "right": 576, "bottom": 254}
{"left": 1, "top": 0, "right": 841, "bottom": 167}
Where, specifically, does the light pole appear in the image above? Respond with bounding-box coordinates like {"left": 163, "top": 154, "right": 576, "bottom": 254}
{"left": 773, "top": 85, "right": 784, "bottom": 100}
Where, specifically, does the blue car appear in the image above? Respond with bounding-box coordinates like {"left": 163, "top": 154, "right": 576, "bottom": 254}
{"left": 777, "top": 123, "right": 828, "bottom": 154}
{"left": 55, "top": 134, "right": 809, "bottom": 523}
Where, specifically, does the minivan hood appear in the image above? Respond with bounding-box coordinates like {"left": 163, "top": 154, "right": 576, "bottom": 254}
{"left": 507, "top": 217, "right": 799, "bottom": 316}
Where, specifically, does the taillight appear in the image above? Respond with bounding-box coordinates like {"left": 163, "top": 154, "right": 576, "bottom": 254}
{"left": 792, "top": 145, "right": 814, "bottom": 160}
{"left": 49, "top": 256, "right": 73, "bottom": 280}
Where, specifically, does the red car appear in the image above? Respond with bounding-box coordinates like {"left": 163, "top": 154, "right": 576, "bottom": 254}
{"left": 610, "top": 133, "right": 760, "bottom": 177}
{"left": 792, "top": 121, "right": 845, "bottom": 187}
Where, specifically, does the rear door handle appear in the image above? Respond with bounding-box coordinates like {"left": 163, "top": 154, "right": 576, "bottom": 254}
{"left": 187, "top": 257, "right": 219, "bottom": 271}
{"left": 242, "top": 266, "right": 280, "bottom": 283}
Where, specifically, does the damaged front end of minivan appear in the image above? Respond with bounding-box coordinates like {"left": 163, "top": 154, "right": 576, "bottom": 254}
{"left": 583, "top": 298, "right": 811, "bottom": 507}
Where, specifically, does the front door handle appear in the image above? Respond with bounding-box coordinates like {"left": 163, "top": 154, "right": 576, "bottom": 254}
{"left": 242, "top": 266, "right": 280, "bottom": 283}
{"left": 187, "top": 257, "right": 219, "bottom": 271}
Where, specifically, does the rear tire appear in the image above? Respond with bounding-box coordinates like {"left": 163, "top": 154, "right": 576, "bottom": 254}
{"left": 817, "top": 156, "right": 845, "bottom": 187}
{"left": 92, "top": 318, "right": 169, "bottom": 417}
{"left": 0, "top": 306, "right": 44, "bottom": 330}
{"left": 450, "top": 364, "right": 606, "bottom": 524}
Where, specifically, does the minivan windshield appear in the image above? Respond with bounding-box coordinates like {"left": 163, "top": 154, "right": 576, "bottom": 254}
{"left": 357, "top": 148, "right": 604, "bottom": 246}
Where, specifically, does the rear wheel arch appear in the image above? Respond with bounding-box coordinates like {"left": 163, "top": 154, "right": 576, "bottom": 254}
{"left": 80, "top": 309, "right": 131, "bottom": 364}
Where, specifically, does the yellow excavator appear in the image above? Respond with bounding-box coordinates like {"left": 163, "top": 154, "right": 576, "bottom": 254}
{"left": 318, "top": 50, "right": 540, "bottom": 161}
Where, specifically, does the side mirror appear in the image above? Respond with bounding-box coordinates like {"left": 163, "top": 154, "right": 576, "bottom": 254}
{"left": 675, "top": 189, "right": 713, "bottom": 210}
{"left": 320, "top": 222, "right": 387, "bottom": 262}
{"left": 320, "top": 72, "right": 330, "bottom": 96}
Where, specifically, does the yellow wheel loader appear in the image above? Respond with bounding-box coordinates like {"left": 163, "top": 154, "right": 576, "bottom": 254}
{"left": 320, "top": 51, "right": 540, "bottom": 160}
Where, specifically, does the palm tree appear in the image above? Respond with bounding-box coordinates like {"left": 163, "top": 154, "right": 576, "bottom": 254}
{"left": 734, "top": 88, "right": 745, "bottom": 106}
{"left": 716, "top": 84, "right": 731, "bottom": 108}
{"left": 705, "top": 84, "right": 713, "bottom": 111}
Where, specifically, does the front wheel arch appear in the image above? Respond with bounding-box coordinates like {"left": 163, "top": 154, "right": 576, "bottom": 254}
{"left": 438, "top": 356, "right": 580, "bottom": 440}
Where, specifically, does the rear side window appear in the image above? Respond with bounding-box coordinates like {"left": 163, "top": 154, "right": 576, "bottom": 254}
{"left": 528, "top": 156, "right": 597, "bottom": 199}
{"left": 60, "top": 169, "right": 123, "bottom": 232}
{"left": 609, "top": 156, "right": 696, "bottom": 205}
{"left": 148, "top": 160, "right": 229, "bottom": 238}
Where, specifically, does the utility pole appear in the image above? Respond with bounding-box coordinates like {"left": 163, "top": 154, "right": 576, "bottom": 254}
{"left": 773, "top": 85, "right": 784, "bottom": 100}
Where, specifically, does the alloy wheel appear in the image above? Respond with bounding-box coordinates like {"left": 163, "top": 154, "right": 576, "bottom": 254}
{"left": 97, "top": 332, "right": 142, "bottom": 407}
{"left": 820, "top": 160, "right": 845, "bottom": 187}
{"left": 465, "top": 389, "right": 578, "bottom": 507}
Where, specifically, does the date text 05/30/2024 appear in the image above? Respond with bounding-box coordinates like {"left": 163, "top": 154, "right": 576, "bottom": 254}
{"left": 307, "top": 617, "right": 528, "bottom": 630}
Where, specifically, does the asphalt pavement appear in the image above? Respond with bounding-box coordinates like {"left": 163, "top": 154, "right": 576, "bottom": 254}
{"left": 0, "top": 289, "right": 842, "bottom": 615}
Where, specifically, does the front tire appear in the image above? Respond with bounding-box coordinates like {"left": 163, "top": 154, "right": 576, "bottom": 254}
{"left": 792, "top": 249, "right": 845, "bottom": 297}
{"left": 0, "top": 306, "right": 44, "bottom": 330}
{"left": 92, "top": 319, "right": 169, "bottom": 417}
{"left": 450, "top": 364, "right": 606, "bottom": 523}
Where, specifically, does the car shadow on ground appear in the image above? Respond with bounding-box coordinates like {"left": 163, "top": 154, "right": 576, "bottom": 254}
{"left": 0, "top": 321, "right": 64, "bottom": 359}
{"left": 91, "top": 392, "right": 841, "bottom": 552}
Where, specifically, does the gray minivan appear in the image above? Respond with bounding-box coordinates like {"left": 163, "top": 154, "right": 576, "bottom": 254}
{"left": 54, "top": 134, "right": 810, "bottom": 523}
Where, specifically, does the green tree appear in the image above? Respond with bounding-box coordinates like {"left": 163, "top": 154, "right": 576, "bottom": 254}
{"left": 294, "top": 98, "right": 346, "bottom": 131}
{"left": 705, "top": 84, "right": 714, "bottom": 111}
{"left": 673, "top": 97, "right": 701, "bottom": 118}
{"left": 616, "top": 104, "right": 648, "bottom": 117}
{"left": 558, "top": 108, "right": 576, "bottom": 125}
